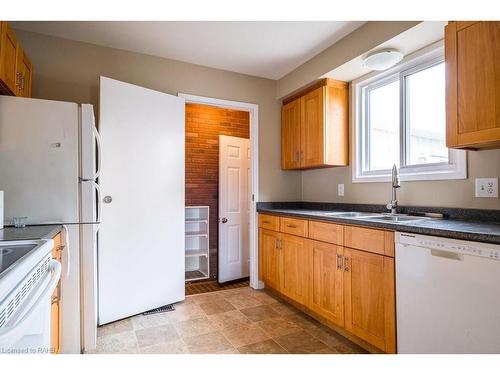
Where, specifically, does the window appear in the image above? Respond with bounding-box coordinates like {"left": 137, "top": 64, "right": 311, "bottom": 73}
{"left": 354, "top": 46, "right": 466, "bottom": 182}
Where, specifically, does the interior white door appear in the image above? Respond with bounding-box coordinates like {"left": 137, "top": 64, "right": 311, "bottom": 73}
{"left": 218, "top": 135, "right": 251, "bottom": 283}
{"left": 98, "top": 77, "right": 185, "bottom": 325}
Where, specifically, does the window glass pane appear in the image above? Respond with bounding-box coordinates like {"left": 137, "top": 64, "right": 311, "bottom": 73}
{"left": 406, "top": 62, "right": 448, "bottom": 165}
{"left": 366, "top": 80, "right": 400, "bottom": 171}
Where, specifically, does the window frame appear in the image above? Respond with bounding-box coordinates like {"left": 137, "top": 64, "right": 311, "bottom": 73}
{"left": 352, "top": 42, "right": 467, "bottom": 183}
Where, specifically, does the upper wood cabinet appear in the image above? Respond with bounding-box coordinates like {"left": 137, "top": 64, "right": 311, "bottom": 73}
{"left": 446, "top": 21, "right": 500, "bottom": 149}
{"left": 15, "top": 46, "right": 32, "bottom": 97}
{"left": 281, "top": 79, "right": 349, "bottom": 170}
{"left": 0, "top": 21, "right": 32, "bottom": 97}
{"left": 0, "top": 21, "right": 19, "bottom": 94}
{"left": 282, "top": 98, "right": 302, "bottom": 169}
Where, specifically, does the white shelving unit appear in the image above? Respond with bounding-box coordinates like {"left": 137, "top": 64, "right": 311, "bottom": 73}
{"left": 185, "top": 206, "right": 210, "bottom": 281}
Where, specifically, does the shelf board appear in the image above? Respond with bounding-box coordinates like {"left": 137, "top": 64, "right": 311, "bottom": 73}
{"left": 185, "top": 249, "right": 209, "bottom": 258}
{"left": 185, "top": 219, "right": 208, "bottom": 224}
{"left": 185, "top": 231, "right": 208, "bottom": 237}
{"left": 185, "top": 269, "right": 209, "bottom": 281}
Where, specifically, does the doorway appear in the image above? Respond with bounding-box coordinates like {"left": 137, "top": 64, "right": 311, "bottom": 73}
{"left": 180, "top": 93, "right": 260, "bottom": 292}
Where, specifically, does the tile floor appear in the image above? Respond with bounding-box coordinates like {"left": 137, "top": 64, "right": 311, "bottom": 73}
{"left": 91, "top": 287, "right": 367, "bottom": 354}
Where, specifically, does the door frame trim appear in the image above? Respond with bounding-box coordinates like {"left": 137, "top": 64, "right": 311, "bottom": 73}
{"left": 178, "top": 93, "right": 262, "bottom": 290}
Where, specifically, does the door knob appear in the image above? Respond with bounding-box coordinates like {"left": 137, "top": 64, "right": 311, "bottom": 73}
{"left": 221, "top": 217, "right": 228, "bottom": 223}
{"left": 103, "top": 195, "right": 112, "bottom": 204}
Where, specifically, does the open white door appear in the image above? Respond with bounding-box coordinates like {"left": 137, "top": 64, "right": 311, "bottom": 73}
{"left": 218, "top": 135, "right": 251, "bottom": 283}
{"left": 98, "top": 77, "right": 185, "bottom": 324}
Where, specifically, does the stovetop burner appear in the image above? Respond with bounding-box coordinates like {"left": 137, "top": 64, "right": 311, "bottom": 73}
{"left": 0, "top": 244, "right": 38, "bottom": 279}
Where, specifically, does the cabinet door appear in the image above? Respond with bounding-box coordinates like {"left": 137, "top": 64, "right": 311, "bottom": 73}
{"left": 280, "top": 234, "right": 309, "bottom": 304}
{"left": 344, "top": 248, "right": 396, "bottom": 353}
{"left": 259, "top": 229, "right": 281, "bottom": 291}
{"left": 15, "top": 46, "right": 32, "bottom": 97}
{"left": 446, "top": 21, "right": 500, "bottom": 148}
{"left": 281, "top": 98, "right": 302, "bottom": 169}
{"left": 50, "top": 232, "right": 62, "bottom": 354}
{"left": 301, "top": 87, "right": 325, "bottom": 167}
{"left": 0, "top": 22, "right": 20, "bottom": 94}
{"left": 50, "top": 287, "right": 61, "bottom": 354}
{"left": 309, "top": 240, "right": 344, "bottom": 327}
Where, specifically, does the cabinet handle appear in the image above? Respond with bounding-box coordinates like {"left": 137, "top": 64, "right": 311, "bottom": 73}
{"left": 21, "top": 75, "right": 25, "bottom": 90}
{"left": 51, "top": 295, "right": 59, "bottom": 305}
{"left": 16, "top": 72, "right": 21, "bottom": 89}
{"left": 336, "top": 254, "right": 343, "bottom": 270}
{"left": 275, "top": 239, "right": 282, "bottom": 249}
{"left": 344, "top": 257, "right": 350, "bottom": 272}
{"left": 286, "top": 224, "right": 297, "bottom": 228}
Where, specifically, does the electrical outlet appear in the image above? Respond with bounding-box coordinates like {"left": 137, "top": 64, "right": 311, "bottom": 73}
{"left": 475, "top": 178, "right": 498, "bottom": 198}
{"left": 338, "top": 184, "right": 345, "bottom": 197}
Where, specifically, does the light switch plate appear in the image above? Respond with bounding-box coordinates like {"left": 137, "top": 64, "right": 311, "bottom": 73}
{"left": 475, "top": 178, "right": 498, "bottom": 198}
{"left": 338, "top": 184, "right": 345, "bottom": 197}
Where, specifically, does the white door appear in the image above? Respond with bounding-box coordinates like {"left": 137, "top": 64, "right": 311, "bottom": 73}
{"left": 218, "top": 135, "right": 251, "bottom": 283}
{"left": 98, "top": 77, "right": 185, "bottom": 324}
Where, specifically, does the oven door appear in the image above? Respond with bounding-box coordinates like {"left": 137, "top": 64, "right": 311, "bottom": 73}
{"left": 0, "top": 260, "right": 61, "bottom": 354}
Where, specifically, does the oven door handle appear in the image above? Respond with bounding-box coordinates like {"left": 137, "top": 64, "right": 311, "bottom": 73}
{"left": 0, "top": 260, "right": 61, "bottom": 349}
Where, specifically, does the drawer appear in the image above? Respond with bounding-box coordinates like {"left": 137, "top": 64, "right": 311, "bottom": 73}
{"left": 309, "top": 220, "right": 343, "bottom": 245}
{"left": 280, "top": 216, "right": 308, "bottom": 237}
{"left": 258, "top": 214, "right": 280, "bottom": 231}
{"left": 344, "top": 225, "right": 394, "bottom": 257}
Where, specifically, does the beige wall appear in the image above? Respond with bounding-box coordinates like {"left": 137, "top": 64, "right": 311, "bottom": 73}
{"left": 302, "top": 135, "right": 500, "bottom": 210}
{"left": 276, "top": 21, "right": 419, "bottom": 99}
{"left": 15, "top": 29, "right": 302, "bottom": 202}
{"left": 16, "top": 28, "right": 500, "bottom": 209}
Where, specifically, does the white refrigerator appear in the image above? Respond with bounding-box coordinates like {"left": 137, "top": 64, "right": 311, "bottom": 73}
{"left": 0, "top": 95, "right": 101, "bottom": 353}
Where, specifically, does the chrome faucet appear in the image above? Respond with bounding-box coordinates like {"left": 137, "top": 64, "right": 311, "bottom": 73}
{"left": 386, "top": 164, "right": 400, "bottom": 214}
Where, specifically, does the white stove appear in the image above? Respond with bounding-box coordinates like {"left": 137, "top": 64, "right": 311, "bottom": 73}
{"left": 0, "top": 239, "right": 60, "bottom": 354}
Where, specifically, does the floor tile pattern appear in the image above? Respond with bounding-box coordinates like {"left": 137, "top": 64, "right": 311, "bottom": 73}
{"left": 92, "top": 287, "right": 367, "bottom": 354}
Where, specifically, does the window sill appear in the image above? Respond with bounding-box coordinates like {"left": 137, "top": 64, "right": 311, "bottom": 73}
{"left": 353, "top": 165, "right": 467, "bottom": 183}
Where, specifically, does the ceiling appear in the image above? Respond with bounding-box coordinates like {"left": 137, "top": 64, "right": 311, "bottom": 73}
{"left": 324, "top": 21, "right": 447, "bottom": 81}
{"left": 12, "top": 21, "right": 366, "bottom": 80}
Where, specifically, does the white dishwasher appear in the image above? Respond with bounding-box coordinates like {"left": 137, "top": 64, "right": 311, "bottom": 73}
{"left": 395, "top": 232, "right": 500, "bottom": 354}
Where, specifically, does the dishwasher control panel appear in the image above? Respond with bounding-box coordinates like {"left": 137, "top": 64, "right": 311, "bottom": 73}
{"left": 396, "top": 232, "right": 500, "bottom": 260}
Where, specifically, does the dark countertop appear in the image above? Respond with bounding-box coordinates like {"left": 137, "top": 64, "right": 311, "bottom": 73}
{"left": 257, "top": 203, "right": 500, "bottom": 245}
{"left": 0, "top": 225, "right": 62, "bottom": 242}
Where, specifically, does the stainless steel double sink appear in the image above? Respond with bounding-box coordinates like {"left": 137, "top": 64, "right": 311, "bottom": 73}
{"left": 322, "top": 211, "right": 433, "bottom": 223}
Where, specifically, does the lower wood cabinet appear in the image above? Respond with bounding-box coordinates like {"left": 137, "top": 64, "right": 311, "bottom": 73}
{"left": 281, "top": 233, "right": 309, "bottom": 305}
{"left": 309, "top": 240, "right": 344, "bottom": 328}
{"left": 343, "top": 248, "right": 396, "bottom": 353}
{"left": 50, "top": 232, "right": 62, "bottom": 354}
{"left": 259, "top": 228, "right": 281, "bottom": 291}
{"left": 258, "top": 214, "right": 396, "bottom": 353}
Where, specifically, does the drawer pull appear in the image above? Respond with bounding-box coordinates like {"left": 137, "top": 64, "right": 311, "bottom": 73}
{"left": 286, "top": 224, "right": 297, "bottom": 228}
{"left": 262, "top": 220, "right": 271, "bottom": 224}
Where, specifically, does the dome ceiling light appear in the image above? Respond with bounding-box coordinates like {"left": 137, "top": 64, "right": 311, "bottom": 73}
{"left": 363, "top": 48, "right": 404, "bottom": 71}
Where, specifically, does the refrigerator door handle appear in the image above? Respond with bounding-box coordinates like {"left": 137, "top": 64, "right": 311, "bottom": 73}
{"left": 93, "top": 126, "right": 102, "bottom": 180}
{"left": 93, "top": 181, "right": 102, "bottom": 223}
